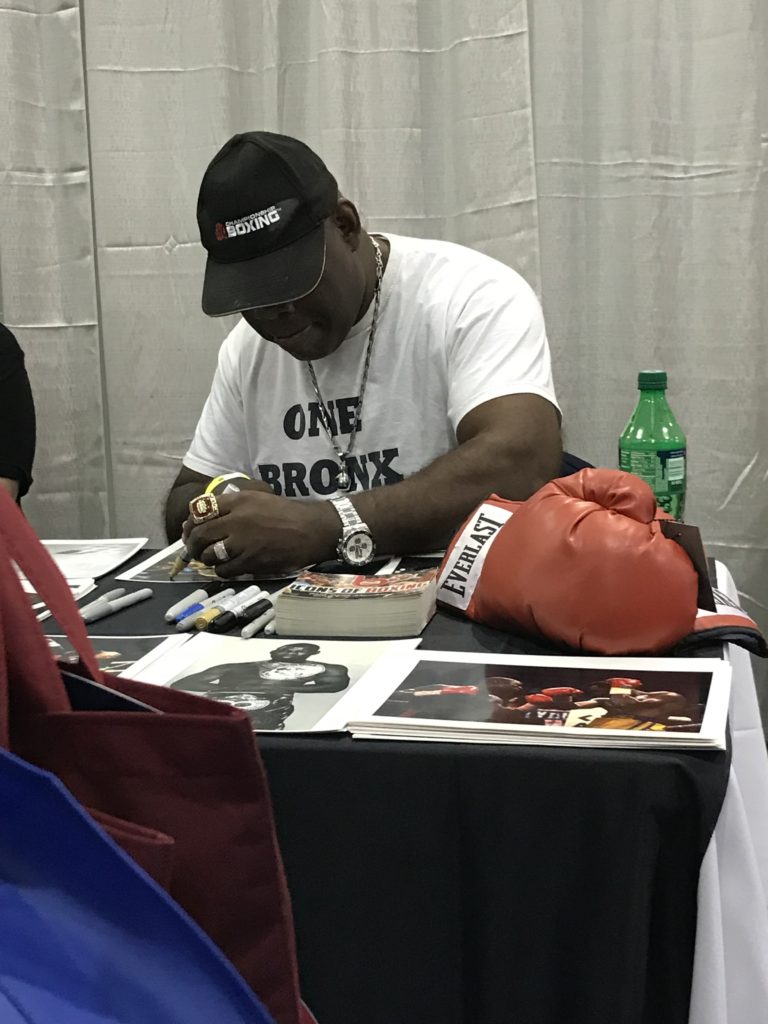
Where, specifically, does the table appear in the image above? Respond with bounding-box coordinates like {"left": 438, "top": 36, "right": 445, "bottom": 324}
{"left": 688, "top": 565, "right": 768, "bottom": 1024}
{"left": 58, "top": 556, "right": 768, "bottom": 1024}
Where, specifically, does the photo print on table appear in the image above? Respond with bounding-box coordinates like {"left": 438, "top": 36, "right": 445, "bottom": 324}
{"left": 23, "top": 578, "right": 96, "bottom": 622}
{"left": 375, "top": 660, "right": 714, "bottom": 731}
{"left": 47, "top": 635, "right": 189, "bottom": 677}
{"left": 42, "top": 539, "right": 147, "bottom": 579}
{"left": 317, "top": 651, "right": 731, "bottom": 750}
{"left": 134, "top": 634, "right": 420, "bottom": 732}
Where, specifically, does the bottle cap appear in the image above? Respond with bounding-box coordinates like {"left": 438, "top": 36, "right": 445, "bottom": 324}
{"left": 638, "top": 370, "right": 667, "bottom": 390}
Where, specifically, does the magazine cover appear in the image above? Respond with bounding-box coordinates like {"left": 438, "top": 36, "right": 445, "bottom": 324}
{"left": 47, "top": 635, "right": 189, "bottom": 677}
{"left": 134, "top": 634, "right": 421, "bottom": 732}
{"left": 318, "top": 650, "right": 731, "bottom": 749}
{"left": 42, "top": 539, "right": 147, "bottom": 579}
{"left": 116, "top": 540, "right": 300, "bottom": 584}
{"left": 283, "top": 568, "right": 437, "bottom": 598}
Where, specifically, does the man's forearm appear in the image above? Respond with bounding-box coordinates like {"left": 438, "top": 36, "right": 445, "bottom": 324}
{"left": 347, "top": 432, "right": 561, "bottom": 556}
{"left": 179, "top": 396, "right": 562, "bottom": 574}
{"left": 165, "top": 482, "right": 208, "bottom": 541}
{"left": 0, "top": 477, "right": 20, "bottom": 501}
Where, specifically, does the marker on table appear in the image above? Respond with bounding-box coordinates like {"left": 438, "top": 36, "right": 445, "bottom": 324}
{"left": 241, "top": 606, "right": 276, "bottom": 639}
{"left": 164, "top": 588, "right": 208, "bottom": 622}
{"left": 175, "top": 589, "right": 236, "bottom": 621}
{"left": 82, "top": 588, "right": 154, "bottom": 625}
{"left": 216, "top": 584, "right": 262, "bottom": 613}
{"left": 209, "top": 594, "right": 272, "bottom": 635}
{"left": 192, "top": 586, "right": 263, "bottom": 630}
{"left": 79, "top": 589, "right": 126, "bottom": 618}
{"left": 175, "top": 588, "right": 237, "bottom": 631}
{"left": 230, "top": 588, "right": 270, "bottom": 614}
{"left": 237, "top": 581, "right": 293, "bottom": 638}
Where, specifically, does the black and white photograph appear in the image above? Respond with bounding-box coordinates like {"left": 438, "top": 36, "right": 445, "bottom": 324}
{"left": 134, "top": 634, "right": 420, "bottom": 731}
{"left": 47, "top": 634, "right": 188, "bottom": 677}
{"left": 42, "top": 539, "right": 147, "bottom": 580}
{"left": 22, "top": 578, "right": 96, "bottom": 622}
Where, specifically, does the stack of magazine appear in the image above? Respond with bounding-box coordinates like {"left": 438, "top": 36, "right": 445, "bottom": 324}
{"left": 317, "top": 650, "right": 731, "bottom": 750}
{"left": 274, "top": 568, "right": 438, "bottom": 637}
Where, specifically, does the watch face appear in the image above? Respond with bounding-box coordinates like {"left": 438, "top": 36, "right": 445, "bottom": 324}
{"left": 342, "top": 529, "right": 375, "bottom": 566}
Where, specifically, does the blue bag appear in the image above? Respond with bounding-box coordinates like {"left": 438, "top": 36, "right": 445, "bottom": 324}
{"left": 0, "top": 745, "right": 275, "bottom": 1024}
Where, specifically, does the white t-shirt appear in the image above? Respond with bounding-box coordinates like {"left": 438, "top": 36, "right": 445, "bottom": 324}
{"left": 184, "top": 233, "right": 559, "bottom": 498}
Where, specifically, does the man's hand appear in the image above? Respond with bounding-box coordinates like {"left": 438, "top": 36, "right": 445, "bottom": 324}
{"left": 170, "top": 393, "right": 561, "bottom": 568}
{"left": 182, "top": 491, "right": 339, "bottom": 577}
{"left": 165, "top": 466, "right": 273, "bottom": 541}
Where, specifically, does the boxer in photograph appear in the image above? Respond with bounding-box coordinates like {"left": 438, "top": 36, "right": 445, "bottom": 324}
{"left": 173, "top": 643, "right": 350, "bottom": 696}
{"left": 212, "top": 692, "right": 296, "bottom": 730}
{"left": 383, "top": 683, "right": 500, "bottom": 722}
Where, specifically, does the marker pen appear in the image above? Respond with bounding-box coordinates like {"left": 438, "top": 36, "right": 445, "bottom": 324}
{"left": 164, "top": 588, "right": 208, "bottom": 622}
{"left": 82, "top": 588, "right": 154, "bottom": 625}
{"left": 175, "top": 588, "right": 236, "bottom": 631}
{"left": 241, "top": 606, "right": 276, "bottom": 639}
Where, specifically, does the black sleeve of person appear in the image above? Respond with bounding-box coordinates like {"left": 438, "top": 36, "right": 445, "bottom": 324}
{"left": 0, "top": 324, "right": 36, "bottom": 497}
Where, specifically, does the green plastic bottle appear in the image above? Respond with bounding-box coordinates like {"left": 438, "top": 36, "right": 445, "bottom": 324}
{"left": 618, "top": 370, "right": 687, "bottom": 520}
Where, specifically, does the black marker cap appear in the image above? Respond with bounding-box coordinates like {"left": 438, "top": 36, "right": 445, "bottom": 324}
{"left": 207, "top": 597, "right": 273, "bottom": 634}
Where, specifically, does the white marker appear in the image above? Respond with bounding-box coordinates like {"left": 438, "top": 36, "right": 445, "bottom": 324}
{"left": 175, "top": 588, "right": 237, "bottom": 631}
{"left": 82, "top": 588, "right": 154, "bottom": 625}
{"left": 208, "top": 585, "right": 262, "bottom": 616}
{"left": 164, "top": 588, "right": 208, "bottom": 622}
{"left": 79, "top": 589, "right": 126, "bottom": 617}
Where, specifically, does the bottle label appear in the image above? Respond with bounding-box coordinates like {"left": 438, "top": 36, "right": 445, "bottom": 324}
{"left": 618, "top": 447, "right": 686, "bottom": 517}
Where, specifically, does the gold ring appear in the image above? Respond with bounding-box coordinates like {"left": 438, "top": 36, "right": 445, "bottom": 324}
{"left": 189, "top": 493, "right": 220, "bottom": 524}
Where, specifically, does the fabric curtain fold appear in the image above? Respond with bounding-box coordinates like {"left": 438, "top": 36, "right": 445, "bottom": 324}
{"left": 1, "top": 0, "right": 765, "bottom": 675}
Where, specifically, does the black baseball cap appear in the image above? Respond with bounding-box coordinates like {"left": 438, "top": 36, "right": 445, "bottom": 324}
{"left": 197, "top": 132, "right": 339, "bottom": 316}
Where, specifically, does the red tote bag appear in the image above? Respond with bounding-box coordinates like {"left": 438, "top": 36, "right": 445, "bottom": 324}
{"left": 0, "top": 490, "right": 309, "bottom": 1024}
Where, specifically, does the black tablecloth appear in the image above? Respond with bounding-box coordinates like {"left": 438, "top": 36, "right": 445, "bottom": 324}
{"left": 57, "top": 556, "right": 731, "bottom": 1024}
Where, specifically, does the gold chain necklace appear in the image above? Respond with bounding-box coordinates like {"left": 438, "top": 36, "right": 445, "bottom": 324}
{"left": 305, "top": 237, "right": 384, "bottom": 491}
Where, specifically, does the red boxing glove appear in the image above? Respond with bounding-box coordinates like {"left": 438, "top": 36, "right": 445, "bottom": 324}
{"left": 437, "top": 469, "right": 699, "bottom": 656}
{"left": 540, "top": 687, "right": 583, "bottom": 697}
{"left": 605, "top": 678, "right": 643, "bottom": 690}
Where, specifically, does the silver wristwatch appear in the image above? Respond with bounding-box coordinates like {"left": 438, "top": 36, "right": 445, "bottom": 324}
{"left": 329, "top": 496, "right": 376, "bottom": 567}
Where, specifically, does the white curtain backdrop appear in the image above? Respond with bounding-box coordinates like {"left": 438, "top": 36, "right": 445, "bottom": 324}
{"left": 527, "top": 0, "right": 768, "bottom": 710}
{"left": 77, "top": 0, "right": 539, "bottom": 541}
{"left": 1, "top": 1, "right": 766, "bottom": 704}
{"left": 0, "top": 0, "right": 108, "bottom": 534}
